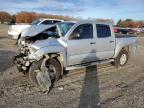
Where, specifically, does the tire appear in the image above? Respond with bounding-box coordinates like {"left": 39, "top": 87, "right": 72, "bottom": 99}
{"left": 46, "top": 58, "right": 62, "bottom": 83}
{"left": 29, "top": 58, "right": 61, "bottom": 87}
{"left": 113, "top": 50, "right": 129, "bottom": 67}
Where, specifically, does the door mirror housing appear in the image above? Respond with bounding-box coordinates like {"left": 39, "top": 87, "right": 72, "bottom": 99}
{"left": 69, "top": 33, "right": 80, "bottom": 40}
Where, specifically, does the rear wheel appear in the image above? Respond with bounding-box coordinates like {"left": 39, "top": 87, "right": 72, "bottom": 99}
{"left": 29, "top": 58, "right": 62, "bottom": 91}
{"left": 113, "top": 50, "right": 129, "bottom": 67}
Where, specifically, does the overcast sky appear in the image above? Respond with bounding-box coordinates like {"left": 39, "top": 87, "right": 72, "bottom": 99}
{"left": 0, "top": 0, "right": 144, "bottom": 23}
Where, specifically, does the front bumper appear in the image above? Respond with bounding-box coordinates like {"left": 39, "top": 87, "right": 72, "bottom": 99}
{"left": 8, "top": 34, "right": 19, "bottom": 40}
{"left": 13, "top": 46, "right": 36, "bottom": 73}
{"left": 8, "top": 30, "right": 19, "bottom": 40}
{"left": 13, "top": 53, "right": 32, "bottom": 73}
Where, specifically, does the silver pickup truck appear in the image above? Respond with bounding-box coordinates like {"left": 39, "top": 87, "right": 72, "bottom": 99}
{"left": 14, "top": 20, "right": 137, "bottom": 92}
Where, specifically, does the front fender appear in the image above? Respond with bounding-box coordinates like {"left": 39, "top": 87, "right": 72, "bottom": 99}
{"left": 34, "top": 46, "right": 67, "bottom": 66}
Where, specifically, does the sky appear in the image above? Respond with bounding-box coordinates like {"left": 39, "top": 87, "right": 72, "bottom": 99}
{"left": 0, "top": 0, "right": 144, "bottom": 23}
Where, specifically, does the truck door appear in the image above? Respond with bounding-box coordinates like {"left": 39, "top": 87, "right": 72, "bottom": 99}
{"left": 67, "top": 24, "right": 96, "bottom": 66}
{"left": 94, "top": 24, "right": 115, "bottom": 60}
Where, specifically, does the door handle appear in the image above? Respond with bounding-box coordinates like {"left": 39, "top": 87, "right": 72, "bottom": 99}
{"left": 109, "top": 40, "right": 114, "bottom": 43}
{"left": 90, "top": 42, "right": 96, "bottom": 45}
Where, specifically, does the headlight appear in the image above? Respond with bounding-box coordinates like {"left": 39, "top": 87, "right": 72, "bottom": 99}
{"left": 28, "top": 47, "right": 38, "bottom": 60}
{"left": 29, "top": 47, "right": 38, "bottom": 53}
{"left": 21, "top": 41, "right": 25, "bottom": 45}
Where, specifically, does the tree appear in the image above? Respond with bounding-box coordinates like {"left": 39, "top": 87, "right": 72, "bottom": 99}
{"left": 0, "top": 11, "right": 12, "bottom": 24}
{"left": 15, "top": 11, "right": 75, "bottom": 23}
{"left": 116, "top": 19, "right": 144, "bottom": 28}
{"left": 116, "top": 19, "right": 122, "bottom": 27}
{"left": 16, "top": 11, "right": 37, "bottom": 23}
{"left": 125, "top": 19, "right": 133, "bottom": 22}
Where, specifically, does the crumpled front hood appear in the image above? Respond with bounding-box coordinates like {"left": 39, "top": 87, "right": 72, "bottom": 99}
{"left": 21, "top": 25, "right": 53, "bottom": 38}
{"left": 29, "top": 38, "right": 66, "bottom": 50}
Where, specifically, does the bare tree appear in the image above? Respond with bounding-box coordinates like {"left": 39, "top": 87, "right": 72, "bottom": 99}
{"left": 15, "top": 11, "right": 76, "bottom": 23}
{"left": 0, "top": 11, "right": 12, "bottom": 24}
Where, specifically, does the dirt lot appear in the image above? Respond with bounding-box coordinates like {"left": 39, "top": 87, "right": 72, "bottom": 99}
{"left": 0, "top": 24, "right": 144, "bottom": 108}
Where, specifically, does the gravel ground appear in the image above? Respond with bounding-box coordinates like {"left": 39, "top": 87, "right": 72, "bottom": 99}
{"left": 0, "top": 24, "right": 144, "bottom": 108}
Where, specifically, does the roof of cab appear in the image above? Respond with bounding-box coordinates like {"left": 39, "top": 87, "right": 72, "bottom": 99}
{"left": 75, "top": 19, "right": 113, "bottom": 25}
{"left": 39, "top": 18, "right": 64, "bottom": 22}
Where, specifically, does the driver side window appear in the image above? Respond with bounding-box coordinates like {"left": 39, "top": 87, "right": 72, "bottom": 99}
{"left": 69, "top": 24, "right": 93, "bottom": 40}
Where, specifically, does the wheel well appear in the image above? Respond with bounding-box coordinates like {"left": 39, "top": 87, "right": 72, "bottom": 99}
{"left": 120, "top": 46, "right": 130, "bottom": 57}
{"left": 121, "top": 46, "right": 129, "bottom": 52}
{"left": 44, "top": 53, "right": 64, "bottom": 75}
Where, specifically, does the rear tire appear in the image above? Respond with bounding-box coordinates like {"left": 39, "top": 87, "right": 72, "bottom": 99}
{"left": 113, "top": 50, "right": 129, "bottom": 67}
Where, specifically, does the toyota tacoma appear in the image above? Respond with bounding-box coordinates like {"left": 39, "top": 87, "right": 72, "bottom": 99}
{"left": 13, "top": 20, "right": 137, "bottom": 92}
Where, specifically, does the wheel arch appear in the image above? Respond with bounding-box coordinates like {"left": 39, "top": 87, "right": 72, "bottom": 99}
{"left": 43, "top": 53, "right": 65, "bottom": 76}
{"left": 113, "top": 45, "right": 129, "bottom": 58}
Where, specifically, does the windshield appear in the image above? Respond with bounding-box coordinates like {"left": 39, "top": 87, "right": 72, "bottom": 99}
{"left": 57, "top": 22, "right": 75, "bottom": 36}
{"left": 31, "top": 20, "right": 41, "bottom": 25}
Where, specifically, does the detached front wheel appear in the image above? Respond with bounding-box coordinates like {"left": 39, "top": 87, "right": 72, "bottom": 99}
{"left": 29, "top": 58, "right": 62, "bottom": 92}
{"left": 114, "top": 50, "right": 129, "bottom": 67}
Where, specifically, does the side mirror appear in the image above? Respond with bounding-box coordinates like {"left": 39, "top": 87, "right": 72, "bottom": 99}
{"left": 69, "top": 33, "right": 80, "bottom": 40}
{"left": 75, "top": 33, "right": 80, "bottom": 38}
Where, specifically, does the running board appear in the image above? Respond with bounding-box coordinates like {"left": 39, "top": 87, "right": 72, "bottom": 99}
{"left": 65, "top": 59, "right": 114, "bottom": 71}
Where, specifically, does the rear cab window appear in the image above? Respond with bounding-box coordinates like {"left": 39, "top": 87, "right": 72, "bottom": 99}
{"left": 96, "top": 24, "right": 111, "bottom": 38}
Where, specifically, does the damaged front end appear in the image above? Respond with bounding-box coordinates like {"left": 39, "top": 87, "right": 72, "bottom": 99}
{"left": 13, "top": 45, "right": 53, "bottom": 93}
{"left": 13, "top": 26, "right": 54, "bottom": 73}
{"left": 13, "top": 45, "right": 35, "bottom": 74}
{"left": 13, "top": 33, "right": 59, "bottom": 93}
{"left": 13, "top": 23, "right": 66, "bottom": 92}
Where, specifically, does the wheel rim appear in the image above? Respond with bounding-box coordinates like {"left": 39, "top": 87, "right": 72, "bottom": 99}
{"left": 33, "top": 69, "right": 41, "bottom": 84}
{"left": 32, "top": 59, "right": 58, "bottom": 87}
{"left": 120, "top": 54, "right": 127, "bottom": 65}
{"left": 48, "top": 64, "right": 56, "bottom": 80}
{"left": 33, "top": 64, "right": 56, "bottom": 81}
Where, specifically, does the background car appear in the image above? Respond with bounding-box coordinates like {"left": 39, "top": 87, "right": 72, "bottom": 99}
{"left": 8, "top": 18, "right": 64, "bottom": 39}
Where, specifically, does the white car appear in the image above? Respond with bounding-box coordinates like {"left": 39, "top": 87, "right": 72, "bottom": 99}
{"left": 8, "top": 18, "right": 63, "bottom": 39}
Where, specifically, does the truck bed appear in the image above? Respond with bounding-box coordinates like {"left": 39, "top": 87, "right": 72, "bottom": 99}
{"left": 115, "top": 33, "right": 136, "bottom": 38}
